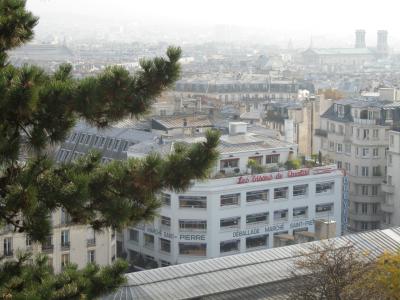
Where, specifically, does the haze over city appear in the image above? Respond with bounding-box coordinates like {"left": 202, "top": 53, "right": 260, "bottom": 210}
{"left": 27, "top": 0, "right": 400, "bottom": 48}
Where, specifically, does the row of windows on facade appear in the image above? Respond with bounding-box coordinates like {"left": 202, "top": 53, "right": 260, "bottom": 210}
{"left": 353, "top": 202, "right": 379, "bottom": 215}
{"left": 220, "top": 154, "right": 281, "bottom": 169}
{"left": 337, "top": 161, "right": 383, "bottom": 177}
{"left": 160, "top": 182, "right": 335, "bottom": 208}
{"left": 2, "top": 229, "right": 97, "bottom": 256}
{"left": 129, "top": 230, "right": 307, "bottom": 258}
{"left": 56, "top": 149, "right": 113, "bottom": 164}
{"left": 67, "top": 132, "right": 131, "bottom": 152}
{"left": 131, "top": 204, "right": 333, "bottom": 238}
{"left": 328, "top": 142, "right": 384, "bottom": 158}
{"left": 327, "top": 122, "right": 381, "bottom": 139}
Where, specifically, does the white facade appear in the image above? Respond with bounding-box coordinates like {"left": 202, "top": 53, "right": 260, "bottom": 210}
{"left": 381, "top": 130, "right": 400, "bottom": 227}
{"left": 0, "top": 209, "right": 116, "bottom": 273}
{"left": 124, "top": 125, "right": 343, "bottom": 268}
{"left": 316, "top": 100, "right": 389, "bottom": 232}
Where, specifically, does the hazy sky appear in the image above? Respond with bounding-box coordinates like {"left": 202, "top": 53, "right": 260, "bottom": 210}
{"left": 26, "top": 0, "right": 400, "bottom": 47}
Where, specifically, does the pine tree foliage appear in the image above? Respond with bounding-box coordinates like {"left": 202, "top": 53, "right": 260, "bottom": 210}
{"left": 0, "top": 1, "right": 220, "bottom": 298}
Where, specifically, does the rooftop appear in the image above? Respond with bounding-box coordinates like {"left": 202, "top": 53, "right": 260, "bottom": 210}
{"left": 103, "top": 227, "right": 400, "bottom": 300}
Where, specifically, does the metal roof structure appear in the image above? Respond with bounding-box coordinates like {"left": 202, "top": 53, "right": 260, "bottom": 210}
{"left": 102, "top": 227, "right": 400, "bottom": 300}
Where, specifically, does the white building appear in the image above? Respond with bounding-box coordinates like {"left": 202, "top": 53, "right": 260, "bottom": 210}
{"left": 124, "top": 123, "right": 344, "bottom": 268}
{"left": 382, "top": 128, "right": 400, "bottom": 227}
{"left": 1, "top": 209, "right": 116, "bottom": 273}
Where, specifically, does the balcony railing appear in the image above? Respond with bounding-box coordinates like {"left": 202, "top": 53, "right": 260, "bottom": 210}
{"left": 41, "top": 244, "right": 54, "bottom": 253}
{"left": 61, "top": 242, "right": 70, "bottom": 251}
{"left": 315, "top": 129, "right": 328, "bottom": 137}
{"left": 87, "top": 238, "right": 96, "bottom": 247}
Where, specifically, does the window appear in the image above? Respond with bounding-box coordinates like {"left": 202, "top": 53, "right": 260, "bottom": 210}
{"left": 161, "top": 216, "right": 171, "bottom": 228}
{"left": 122, "top": 141, "right": 129, "bottom": 151}
{"left": 179, "top": 196, "right": 207, "bottom": 209}
{"left": 273, "top": 209, "right": 288, "bottom": 221}
{"left": 246, "top": 212, "right": 268, "bottom": 225}
{"left": 248, "top": 156, "right": 263, "bottom": 165}
{"left": 316, "top": 182, "right": 334, "bottom": 194}
{"left": 246, "top": 234, "right": 268, "bottom": 249}
{"left": 363, "top": 129, "right": 369, "bottom": 140}
{"left": 3, "top": 237, "right": 12, "bottom": 256}
{"left": 362, "top": 148, "right": 369, "bottom": 157}
{"left": 79, "top": 134, "right": 86, "bottom": 144}
{"left": 329, "top": 141, "right": 335, "bottom": 151}
{"left": 388, "top": 154, "right": 392, "bottom": 166}
{"left": 220, "top": 158, "right": 239, "bottom": 169}
{"left": 390, "top": 135, "right": 394, "bottom": 147}
{"left": 85, "top": 134, "right": 91, "bottom": 145}
{"left": 388, "top": 175, "right": 392, "bottom": 185}
{"left": 70, "top": 133, "right": 78, "bottom": 143}
{"left": 373, "top": 148, "right": 379, "bottom": 157}
{"left": 266, "top": 154, "right": 280, "bottom": 164}
{"left": 338, "top": 124, "right": 344, "bottom": 134}
{"left": 93, "top": 136, "right": 100, "bottom": 147}
{"left": 373, "top": 129, "right": 379, "bottom": 138}
{"left": 293, "top": 207, "right": 308, "bottom": 218}
{"left": 99, "top": 137, "right": 106, "bottom": 148}
{"left": 345, "top": 162, "right": 351, "bottom": 172}
{"left": 372, "top": 166, "right": 381, "bottom": 176}
{"left": 220, "top": 240, "right": 240, "bottom": 253}
{"left": 113, "top": 140, "right": 121, "bottom": 151}
{"left": 161, "top": 193, "right": 171, "bottom": 206}
{"left": 293, "top": 184, "right": 308, "bottom": 197}
{"left": 179, "top": 220, "right": 207, "bottom": 232}
{"left": 87, "top": 250, "right": 95, "bottom": 263}
{"left": 345, "top": 144, "right": 351, "bottom": 154}
{"left": 361, "top": 166, "right": 369, "bottom": 177}
{"left": 361, "top": 203, "right": 368, "bottom": 214}
{"left": 144, "top": 234, "right": 155, "bottom": 249}
{"left": 337, "top": 143, "right": 343, "bottom": 153}
{"left": 274, "top": 187, "right": 288, "bottom": 200}
{"left": 371, "top": 185, "right": 378, "bottom": 196}
{"left": 220, "top": 217, "right": 240, "bottom": 230}
{"left": 107, "top": 139, "right": 114, "bottom": 150}
{"left": 372, "top": 203, "right": 378, "bottom": 214}
{"left": 316, "top": 203, "right": 334, "bottom": 213}
{"left": 361, "top": 222, "right": 368, "bottom": 230}
{"left": 61, "top": 208, "right": 71, "bottom": 225}
{"left": 160, "top": 238, "right": 171, "bottom": 253}
{"left": 337, "top": 161, "right": 342, "bottom": 169}
{"left": 246, "top": 190, "right": 268, "bottom": 202}
{"left": 26, "top": 235, "right": 31, "bottom": 247}
{"left": 129, "top": 229, "right": 139, "bottom": 242}
{"left": 220, "top": 193, "right": 240, "bottom": 206}
{"left": 357, "top": 128, "right": 360, "bottom": 138}
{"left": 179, "top": 243, "right": 206, "bottom": 256}
{"left": 61, "top": 253, "right": 70, "bottom": 268}
{"left": 61, "top": 230, "right": 70, "bottom": 248}
{"left": 330, "top": 123, "right": 335, "bottom": 133}
{"left": 361, "top": 185, "right": 368, "bottom": 196}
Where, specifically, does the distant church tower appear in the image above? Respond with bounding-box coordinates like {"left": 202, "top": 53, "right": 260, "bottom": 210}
{"left": 355, "top": 30, "right": 366, "bottom": 48}
{"left": 377, "top": 30, "right": 389, "bottom": 57}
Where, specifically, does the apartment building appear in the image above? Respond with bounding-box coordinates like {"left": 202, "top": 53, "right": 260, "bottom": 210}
{"left": 1, "top": 209, "right": 116, "bottom": 273}
{"left": 381, "top": 102, "right": 400, "bottom": 227}
{"left": 124, "top": 122, "right": 344, "bottom": 268}
{"left": 315, "top": 99, "right": 393, "bottom": 231}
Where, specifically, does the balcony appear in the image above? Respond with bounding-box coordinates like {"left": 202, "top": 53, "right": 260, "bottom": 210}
{"left": 381, "top": 182, "right": 395, "bottom": 194}
{"left": 61, "top": 242, "right": 70, "bottom": 251}
{"left": 381, "top": 202, "right": 394, "bottom": 212}
{"left": 87, "top": 238, "right": 96, "bottom": 247}
{"left": 315, "top": 129, "right": 327, "bottom": 137}
{"left": 348, "top": 212, "right": 381, "bottom": 222}
{"left": 353, "top": 118, "right": 379, "bottom": 125}
{"left": 41, "top": 244, "right": 54, "bottom": 253}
